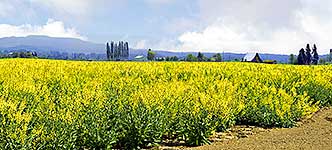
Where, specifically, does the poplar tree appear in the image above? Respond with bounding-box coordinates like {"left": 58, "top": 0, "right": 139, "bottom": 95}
{"left": 106, "top": 43, "right": 111, "bottom": 60}
{"left": 297, "top": 48, "right": 306, "bottom": 65}
{"left": 125, "top": 42, "right": 129, "bottom": 58}
{"left": 111, "top": 41, "right": 114, "bottom": 60}
{"left": 312, "top": 44, "right": 319, "bottom": 65}
{"left": 305, "top": 44, "right": 312, "bottom": 65}
{"left": 114, "top": 44, "right": 118, "bottom": 59}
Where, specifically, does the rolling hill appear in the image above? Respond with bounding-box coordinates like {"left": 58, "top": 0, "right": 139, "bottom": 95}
{"left": 0, "top": 35, "right": 105, "bottom": 54}
{"left": 0, "top": 35, "right": 312, "bottom": 63}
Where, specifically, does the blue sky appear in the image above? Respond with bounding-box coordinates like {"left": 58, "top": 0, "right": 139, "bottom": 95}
{"left": 0, "top": 0, "right": 332, "bottom": 54}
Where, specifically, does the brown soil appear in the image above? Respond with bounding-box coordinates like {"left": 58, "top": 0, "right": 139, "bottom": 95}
{"left": 193, "top": 107, "right": 332, "bottom": 150}
{"left": 157, "top": 107, "right": 332, "bottom": 150}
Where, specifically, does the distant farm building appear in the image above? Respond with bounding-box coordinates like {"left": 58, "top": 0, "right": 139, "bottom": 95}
{"left": 134, "top": 55, "right": 146, "bottom": 61}
{"left": 242, "top": 53, "right": 263, "bottom": 63}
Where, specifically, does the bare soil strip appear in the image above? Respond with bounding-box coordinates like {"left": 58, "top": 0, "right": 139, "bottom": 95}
{"left": 190, "top": 107, "right": 332, "bottom": 150}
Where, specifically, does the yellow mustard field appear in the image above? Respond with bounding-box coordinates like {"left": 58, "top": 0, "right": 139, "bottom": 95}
{"left": 0, "top": 59, "right": 331, "bottom": 149}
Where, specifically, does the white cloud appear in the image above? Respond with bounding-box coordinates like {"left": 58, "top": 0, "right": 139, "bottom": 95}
{"left": 165, "top": 18, "right": 200, "bottom": 34}
{"left": 28, "top": 0, "right": 125, "bottom": 18}
{"left": 0, "top": 19, "right": 85, "bottom": 40}
{"left": 1, "top": 0, "right": 330, "bottom": 54}
{"left": 134, "top": 40, "right": 148, "bottom": 49}
{"left": 145, "top": 0, "right": 175, "bottom": 5}
{"left": 0, "top": 1, "right": 14, "bottom": 17}
{"left": 175, "top": 0, "right": 332, "bottom": 54}
{"left": 133, "top": 39, "right": 179, "bottom": 51}
{"left": 177, "top": 18, "right": 310, "bottom": 54}
{"left": 0, "top": 0, "right": 95, "bottom": 21}
{"left": 29, "top": 0, "right": 93, "bottom": 17}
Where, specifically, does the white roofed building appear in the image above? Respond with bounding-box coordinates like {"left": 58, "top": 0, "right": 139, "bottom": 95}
{"left": 242, "top": 53, "right": 263, "bottom": 63}
{"left": 134, "top": 55, "right": 146, "bottom": 61}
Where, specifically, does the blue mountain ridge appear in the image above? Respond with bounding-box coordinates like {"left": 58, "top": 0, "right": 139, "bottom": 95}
{"left": 0, "top": 35, "right": 327, "bottom": 63}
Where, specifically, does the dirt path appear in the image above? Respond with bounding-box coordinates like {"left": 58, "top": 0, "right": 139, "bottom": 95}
{"left": 192, "top": 108, "right": 332, "bottom": 150}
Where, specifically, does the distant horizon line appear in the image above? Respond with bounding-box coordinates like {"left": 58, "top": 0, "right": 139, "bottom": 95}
{"left": 1, "top": 35, "right": 331, "bottom": 55}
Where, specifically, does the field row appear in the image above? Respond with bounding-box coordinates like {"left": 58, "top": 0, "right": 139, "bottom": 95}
{"left": 0, "top": 59, "right": 331, "bottom": 149}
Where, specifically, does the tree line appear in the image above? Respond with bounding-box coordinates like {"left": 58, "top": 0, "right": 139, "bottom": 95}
{"left": 0, "top": 51, "right": 37, "bottom": 58}
{"left": 0, "top": 50, "right": 108, "bottom": 61}
{"left": 297, "top": 44, "right": 319, "bottom": 65}
{"left": 106, "top": 41, "right": 129, "bottom": 61}
{"left": 288, "top": 44, "right": 332, "bottom": 65}
{"left": 147, "top": 49, "right": 223, "bottom": 62}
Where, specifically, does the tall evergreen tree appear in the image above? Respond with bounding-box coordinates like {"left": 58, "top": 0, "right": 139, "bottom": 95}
{"left": 114, "top": 43, "right": 118, "bottom": 59}
{"left": 118, "top": 41, "right": 122, "bottom": 59}
{"left": 110, "top": 41, "right": 114, "bottom": 60}
{"left": 120, "top": 41, "right": 123, "bottom": 58}
{"left": 297, "top": 48, "right": 306, "bottom": 65}
{"left": 312, "top": 44, "right": 319, "bottom": 65}
{"left": 122, "top": 41, "right": 126, "bottom": 58}
{"left": 119, "top": 41, "right": 123, "bottom": 58}
{"left": 106, "top": 43, "right": 111, "bottom": 60}
{"left": 197, "top": 52, "right": 204, "bottom": 62}
{"left": 305, "top": 44, "right": 312, "bottom": 65}
{"left": 147, "top": 49, "right": 155, "bottom": 61}
{"left": 289, "top": 54, "right": 296, "bottom": 64}
{"left": 125, "top": 42, "right": 129, "bottom": 58}
{"left": 329, "top": 49, "right": 332, "bottom": 62}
